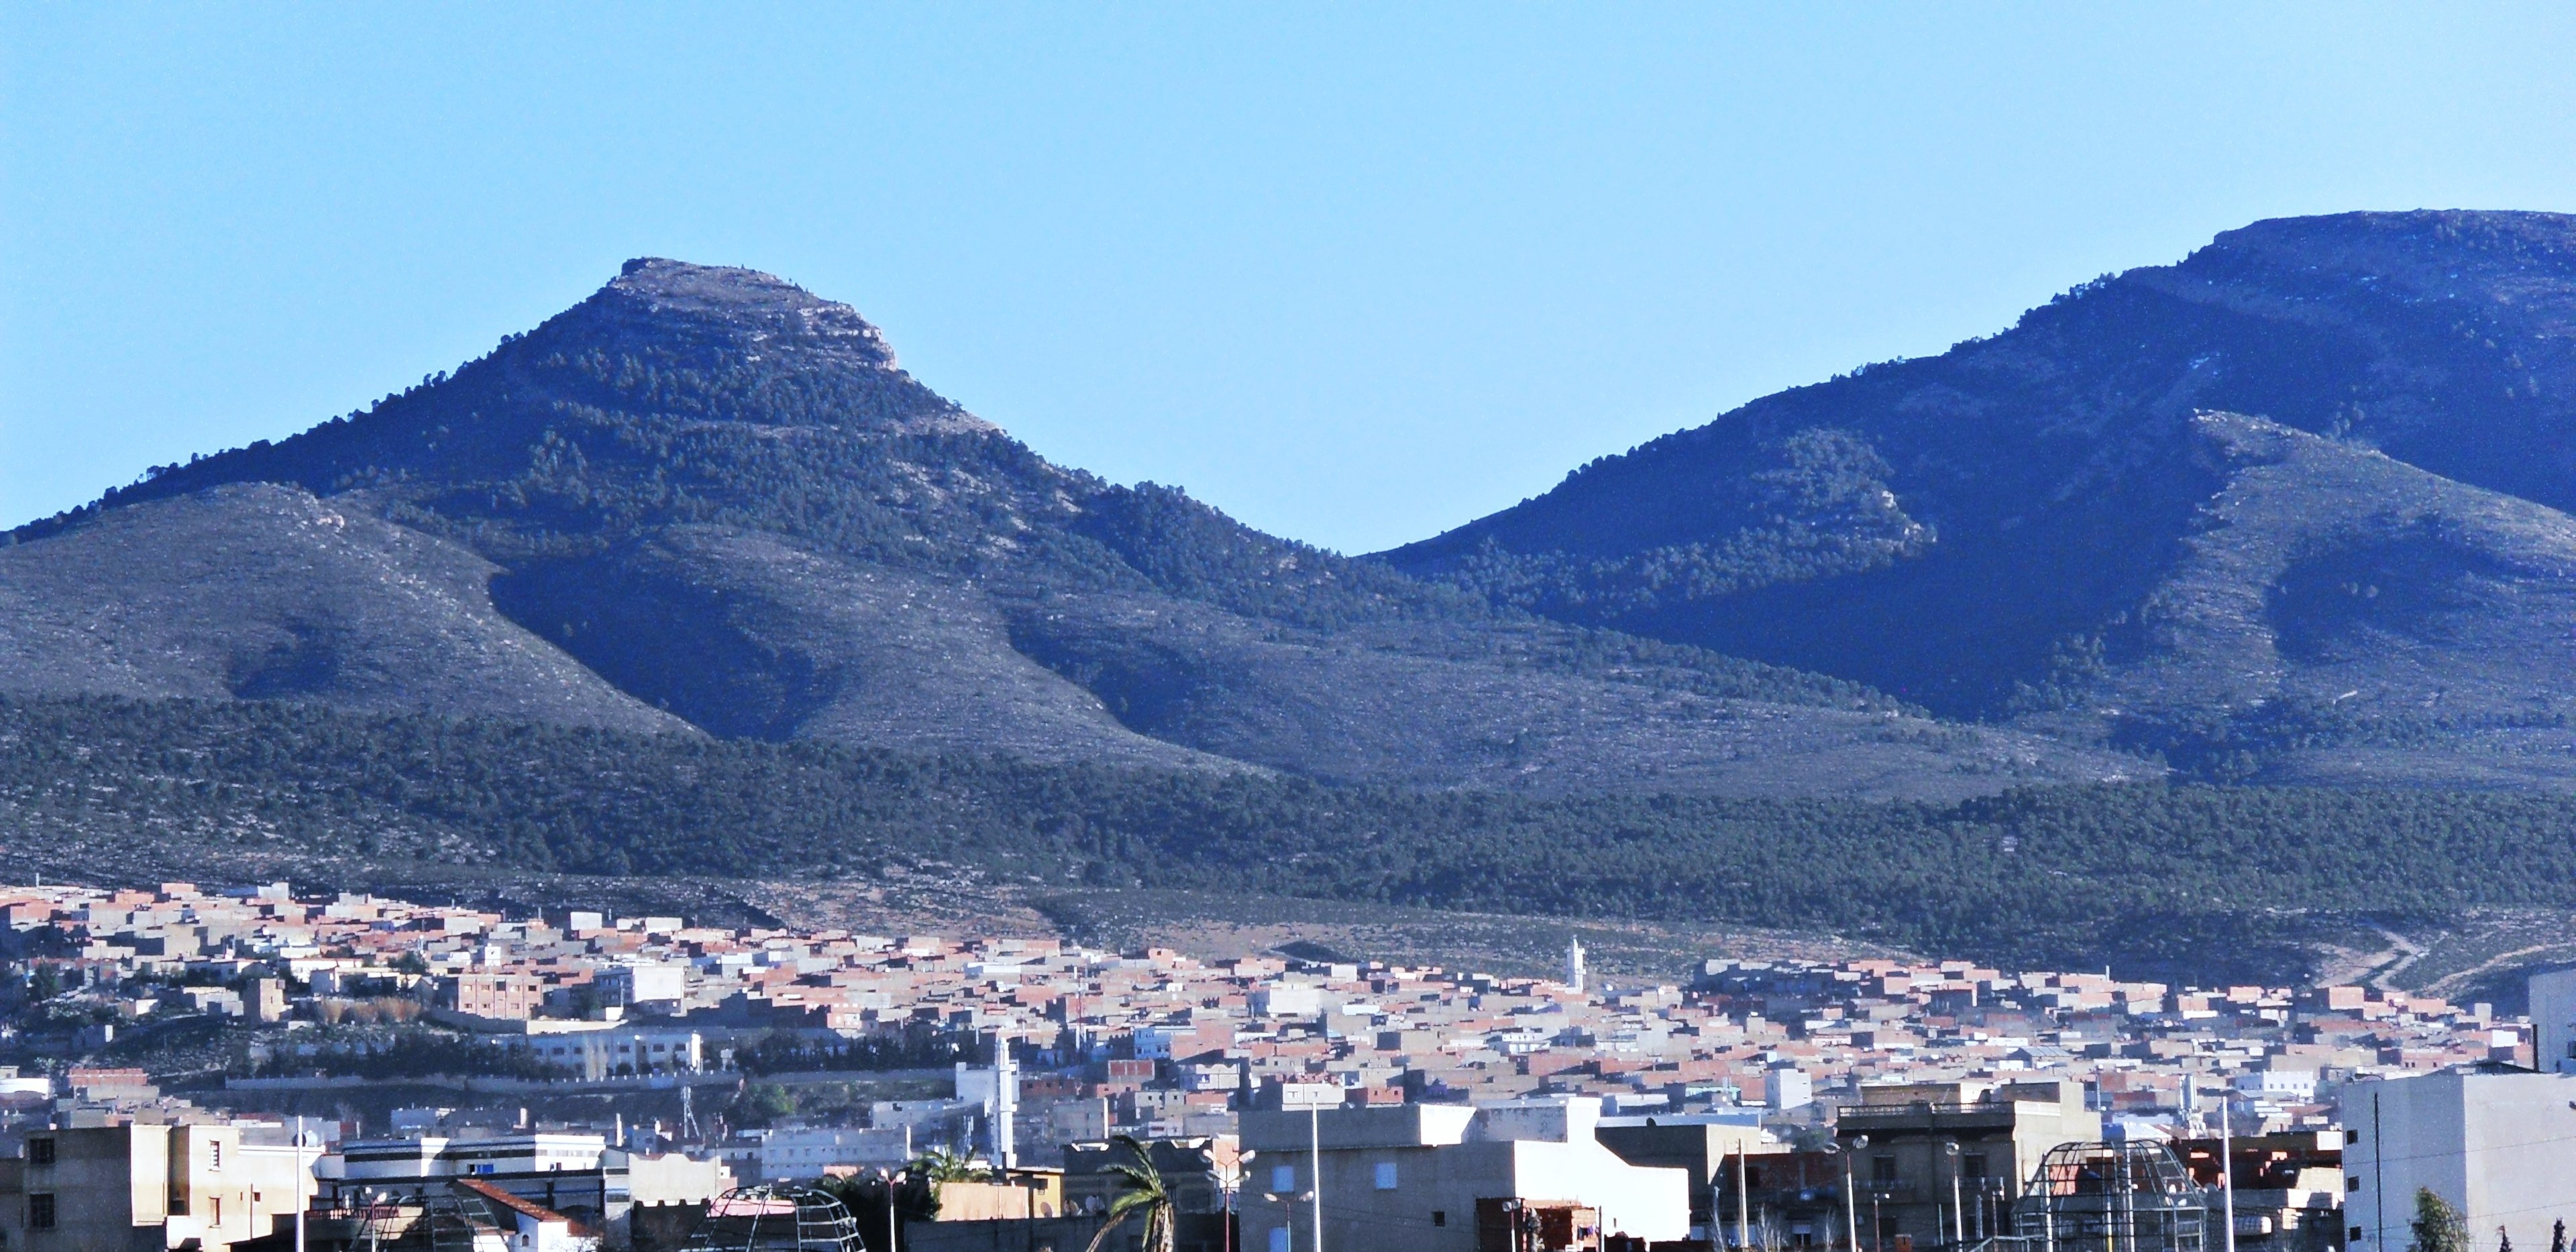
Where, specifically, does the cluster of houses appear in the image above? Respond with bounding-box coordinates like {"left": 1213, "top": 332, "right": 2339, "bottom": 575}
{"left": 0, "top": 880, "right": 2570, "bottom": 1252}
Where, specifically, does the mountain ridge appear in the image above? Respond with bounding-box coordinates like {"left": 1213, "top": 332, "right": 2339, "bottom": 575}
{"left": 1383, "top": 208, "right": 2576, "bottom": 786}
{"left": 1, "top": 257, "right": 2130, "bottom": 796}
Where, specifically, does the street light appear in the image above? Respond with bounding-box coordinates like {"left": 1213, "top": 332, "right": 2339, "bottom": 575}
{"left": 1836, "top": 1135, "right": 1868, "bottom": 1252}
{"left": 1943, "top": 1141, "right": 1964, "bottom": 1250}
{"left": 1230, "top": 1150, "right": 1252, "bottom": 1252}
{"left": 1263, "top": 1190, "right": 1318, "bottom": 1252}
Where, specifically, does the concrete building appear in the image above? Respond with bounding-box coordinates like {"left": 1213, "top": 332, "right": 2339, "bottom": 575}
{"left": 1594, "top": 1117, "right": 1782, "bottom": 1242}
{"left": 1834, "top": 1078, "right": 2101, "bottom": 1249}
{"left": 596, "top": 962, "right": 688, "bottom": 1012}
{"left": 517, "top": 1026, "right": 704, "bottom": 1079}
{"left": 322, "top": 1134, "right": 627, "bottom": 1231}
{"left": 447, "top": 972, "right": 546, "bottom": 1019}
{"left": 2174, "top": 1131, "right": 2345, "bottom": 1252}
{"left": 2527, "top": 969, "right": 2576, "bottom": 1074}
{"left": 248, "top": 976, "right": 287, "bottom": 1025}
{"left": 2344, "top": 1068, "right": 2576, "bottom": 1252}
{"left": 458, "top": 1178, "right": 601, "bottom": 1252}
{"left": 720, "top": 1126, "right": 913, "bottom": 1181}
{"left": 0, "top": 1121, "right": 320, "bottom": 1252}
{"left": 1064, "top": 1137, "right": 1237, "bottom": 1217}
{"left": 1238, "top": 1096, "right": 1689, "bottom": 1251}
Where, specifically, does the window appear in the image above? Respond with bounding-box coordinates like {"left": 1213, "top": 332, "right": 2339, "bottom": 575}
{"left": 1433, "top": 1211, "right": 1447, "bottom": 1228}
{"left": 2351, "top": 1229, "right": 2366, "bottom": 1243}
{"left": 209, "top": 1140, "right": 223, "bottom": 1170}
{"left": 1271, "top": 1164, "right": 1297, "bottom": 1193}
{"left": 26, "top": 1139, "right": 52, "bottom": 1165}
{"left": 1375, "top": 1161, "right": 1399, "bottom": 1190}
{"left": 29, "top": 1194, "right": 54, "bottom": 1230}
{"left": 1269, "top": 1228, "right": 1292, "bottom": 1252}
{"left": 1872, "top": 1156, "right": 1898, "bottom": 1185}
{"left": 1962, "top": 1153, "right": 1988, "bottom": 1180}
{"left": 2349, "top": 1176, "right": 2362, "bottom": 1193}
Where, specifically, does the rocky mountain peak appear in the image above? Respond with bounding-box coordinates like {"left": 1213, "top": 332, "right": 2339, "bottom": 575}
{"left": 529, "top": 257, "right": 908, "bottom": 374}
{"left": 2171, "top": 209, "right": 2576, "bottom": 302}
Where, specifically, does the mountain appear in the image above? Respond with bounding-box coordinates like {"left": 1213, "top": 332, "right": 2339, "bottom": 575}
{"left": 1383, "top": 210, "right": 2576, "bottom": 784}
{"left": 1, "top": 259, "right": 2129, "bottom": 797}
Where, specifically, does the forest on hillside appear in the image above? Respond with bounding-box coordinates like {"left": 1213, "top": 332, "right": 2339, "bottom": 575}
{"left": 5, "top": 694, "right": 2573, "bottom": 978}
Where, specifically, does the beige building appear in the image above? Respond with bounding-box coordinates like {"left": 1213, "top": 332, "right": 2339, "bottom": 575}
{"left": 1834, "top": 1078, "right": 2101, "bottom": 1249}
{"left": 1239, "top": 1096, "right": 1689, "bottom": 1251}
{"left": 0, "top": 1121, "right": 320, "bottom": 1252}
{"left": 446, "top": 971, "right": 545, "bottom": 1019}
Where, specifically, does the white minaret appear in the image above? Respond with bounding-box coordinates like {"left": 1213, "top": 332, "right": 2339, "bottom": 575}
{"left": 994, "top": 1033, "right": 1019, "bottom": 1170}
{"left": 1566, "top": 935, "right": 1587, "bottom": 994}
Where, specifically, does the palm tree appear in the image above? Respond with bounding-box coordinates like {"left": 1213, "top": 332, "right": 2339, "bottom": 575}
{"left": 908, "top": 1147, "right": 983, "bottom": 1184}
{"left": 1082, "top": 1135, "right": 1177, "bottom": 1252}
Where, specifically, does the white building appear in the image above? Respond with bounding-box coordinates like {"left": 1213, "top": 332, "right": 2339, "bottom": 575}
{"left": 2235, "top": 1069, "right": 2319, "bottom": 1102}
{"left": 2528, "top": 969, "right": 2576, "bottom": 1074}
{"left": 723, "top": 1127, "right": 913, "bottom": 1181}
{"left": 1238, "top": 1096, "right": 1689, "bottom": 1252}
{"left": 1252, "top": 982, "right": 1324, "bottom": 1018}
{"left": 596, "top": 961, "right": 689, "bottom": 1011}
{"left": 323, "top": 1133, "right": 627, "bottom": 1229}
{"left": 2343, "top": 1068, "right": 2576, "bottom": 1252}
{"left": 460, "top": 1178, "right": 600, "bottom": 1252}
{"left": 519, "top": 1026, "right": 704, "bottom": 1079}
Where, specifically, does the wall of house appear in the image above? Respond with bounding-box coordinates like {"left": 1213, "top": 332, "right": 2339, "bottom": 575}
{"left": 1242, "top": 1133, "right": 1690, "bottom": 1251}
{"left": 2530, "top": 971, "right": 2576, "bottom": 1076}
{"left": 2347, "top": 1070, "right": 2576, "bottom": 1252}
{"left": 0, "top": 1127, "right": 146, "bottom": 1252}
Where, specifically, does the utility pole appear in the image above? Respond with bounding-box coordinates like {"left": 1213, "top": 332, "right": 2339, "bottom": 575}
{"left": 1309, "top": 1104, "right": 1325, "bottom": 1252}
{"left": 1738, "top": 1149, "right": 1752, "bottom": 1250}
{"left": 294, "top": 1114, "right": 307, "bottom": 1252}
{"left": 2216, "top": 1083, "right": 2238, "bottom": 1252}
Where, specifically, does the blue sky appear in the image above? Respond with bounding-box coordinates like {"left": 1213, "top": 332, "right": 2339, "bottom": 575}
{"left": 7, "top": 5, "right": 2576, "bottom": 554}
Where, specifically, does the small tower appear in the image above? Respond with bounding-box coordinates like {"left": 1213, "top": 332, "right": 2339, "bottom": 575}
{"left": 1566, "top": 935, "right": 1587, "bottom": 994}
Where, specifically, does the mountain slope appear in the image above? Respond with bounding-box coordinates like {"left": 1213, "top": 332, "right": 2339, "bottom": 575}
{"left": 1383, "top": 209, "right": 2576, "bottom": 784}
{"left": 2065, "top": 411, "right": 2576, "bottom": 783}
{"left": 0, "top": 483, "right": 682, "bottom": 732}
{"left": 3, "top": 260, "right": 2132, "bottom": 795}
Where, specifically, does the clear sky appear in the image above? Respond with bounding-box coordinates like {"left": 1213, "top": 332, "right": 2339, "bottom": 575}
{"left": 7, "top": 5, "right": 2576, "bottom": 554}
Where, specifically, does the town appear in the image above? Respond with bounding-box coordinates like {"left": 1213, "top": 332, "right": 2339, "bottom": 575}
{"left": 0, "top": 879, "right": 2564, "bottom": 1252}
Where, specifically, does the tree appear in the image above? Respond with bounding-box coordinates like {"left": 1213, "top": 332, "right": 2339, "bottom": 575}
{"left": 817, "top": 1169, "right": 937, "bottom": 1252}
{"left": 906, "top": 1148, "right": 981, "bottom": 1185}
{"left": 737, "top": 1082, "right": 798, "bottom": 1126}
{"left": 2410, "top": 1188, "right": 2470, "bottom": 1252}
{"left": 1083, "top": 1135, "right": 1177, "bottom": 1252}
